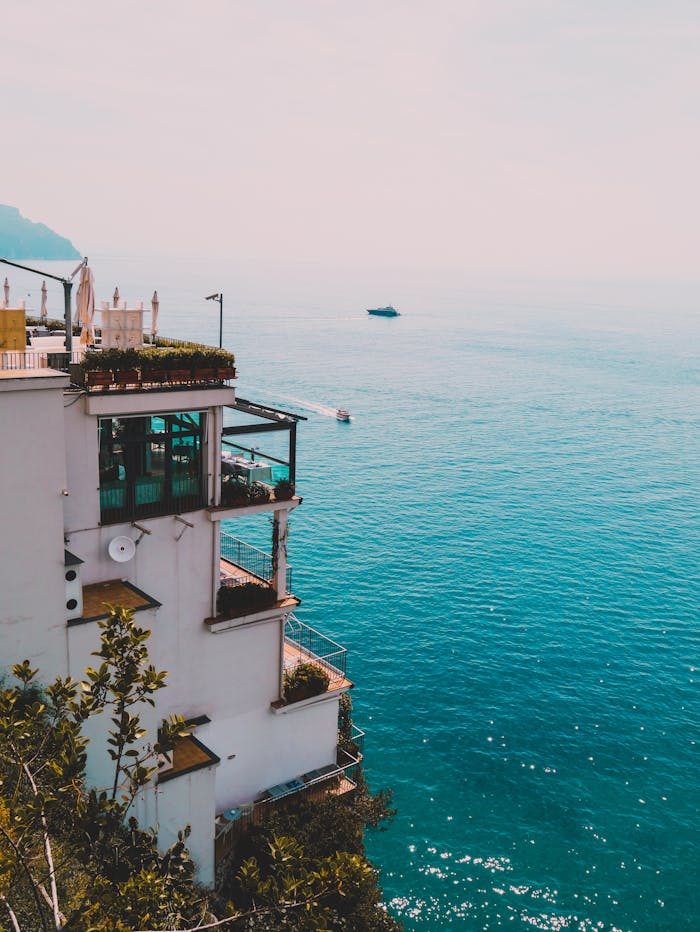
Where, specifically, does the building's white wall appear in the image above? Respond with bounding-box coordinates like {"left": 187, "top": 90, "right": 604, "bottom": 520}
{"left": 157, "top": 766, "right": 217, "bottom": 886}
{"left": 63, "top": 397, "right": 101, "bottom": 532}
{"left": 200, "top": 696, "right": 341, "bottom": 811}
{"left": 0, "top": 377, "right": 69, "bottom": 680}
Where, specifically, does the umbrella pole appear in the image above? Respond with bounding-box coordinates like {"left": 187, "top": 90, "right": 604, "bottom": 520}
{"left": 63, "top": 281, "right": 73, "bottom": 353}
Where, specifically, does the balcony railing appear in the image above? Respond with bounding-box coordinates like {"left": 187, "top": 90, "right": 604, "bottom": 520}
{"left": 284, "top": 615, "right": 347, "bottom": 689}
{"left": 220, "top": 532, "right": 293, "bottom": 592}
{"left": 214, "top": 744, "right": 361, "bottom": 862}
{"left": 100, "top": 475, "right": 205, "bottom": 524}
{"left": 0, "top": 350, "right": 82, "bottom": 372}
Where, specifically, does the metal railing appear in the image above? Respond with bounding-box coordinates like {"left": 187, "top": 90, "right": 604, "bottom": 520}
{"left": 284, "top": 614, "right": 347, "bottom": 687}
{"left": 0, "top": 350, "right": 82, "bottom": 372}
{"left": 220, "top": 532, "right": 293, "bottom": 592}
{"left": 100, "top": 476, "right": 205, "bottom": 525}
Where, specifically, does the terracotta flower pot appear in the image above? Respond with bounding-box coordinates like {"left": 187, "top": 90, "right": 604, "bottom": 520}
{"left": 86, "top": 370, "right": 113, "bottom": 389}
{"left": 168, "top": 369, "right": 192, "bottom": 383}
{"left": 114, "top": 369, "right": 140, "bottom": 386}
{"left": 142, "top": 368, "right": 167, "bottom": 384}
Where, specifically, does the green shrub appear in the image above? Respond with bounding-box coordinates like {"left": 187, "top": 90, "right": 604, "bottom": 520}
{"left": 273, "top": 478, "right": 295, "bottom": 501}
{"left": 248, "top": 481, "right": 272, "bottom": 505}
{"left": 81, "top": 346, "right": 235, "bottom": 373}
{"left": 283, "top": 662, "right": 330, "bottom": 704}
{"left": 216, "top": 582, "right": 277, "bottom": 618}
{"left": 221, "top": 475, "right": 250, "bottom": 506}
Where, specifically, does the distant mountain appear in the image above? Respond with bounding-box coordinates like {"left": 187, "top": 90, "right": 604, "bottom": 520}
{"left": 0, "top": 205, "right": 81, "bottom": 260}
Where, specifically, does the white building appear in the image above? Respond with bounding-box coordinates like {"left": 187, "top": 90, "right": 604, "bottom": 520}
{"left": 0, "top": 351, "right": 358, "bottom": 886}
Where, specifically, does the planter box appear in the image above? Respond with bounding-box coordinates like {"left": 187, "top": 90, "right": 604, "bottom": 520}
{"left": 86, "top": 370, "right": 113, "bottom": 389}
{"left": 193, "top": 367, "right": 217, "bottom": 382}
{"left": 114, "top": 369, "right": 140, "bottom": 386}
{"left": 142, "top": 368, "right": 167, "bottom": 384}
{"left": 217, "top": 366, "right": 236, "bottom": 380}
{"left": 168, "top": 369, "right": 192, "bottom": 383}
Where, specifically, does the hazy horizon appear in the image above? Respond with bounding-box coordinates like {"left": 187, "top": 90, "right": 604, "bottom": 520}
{"left": 3, "top": 1, "right": 699, "bottom": 284}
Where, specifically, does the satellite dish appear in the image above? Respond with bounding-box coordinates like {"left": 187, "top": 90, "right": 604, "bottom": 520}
{"left": 108, "top": 536, "right": 136, "bottom": 563}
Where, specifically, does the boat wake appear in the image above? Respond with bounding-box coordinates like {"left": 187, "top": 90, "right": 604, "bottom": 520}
{"left": 259, "top": 392, "right": 348, "bottom": 420}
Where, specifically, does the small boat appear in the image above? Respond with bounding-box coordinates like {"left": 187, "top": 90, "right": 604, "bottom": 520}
{"left": 367, "top": 306, "right": 399, "bottom": 317}
{"left": 336, "top": 409, "right": 351, "bottom": 422}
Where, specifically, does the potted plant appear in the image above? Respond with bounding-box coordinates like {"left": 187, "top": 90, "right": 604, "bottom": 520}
{"left": 273, "top": 478, "right": 294, "bottom": 501}
{"left": 86, "top": 370, "right": 113, "bottom": 389}
{"left": 283, "top": 662, "right": 331, "bottom": 704}
{"left": 248, "top": 481, "right": 271, "bottom": 505}
{"left": 216, "top": 582, "right": 277, "bottom": 618}
{"left": 221, "top": 475, "right": 250, "bottom": 507}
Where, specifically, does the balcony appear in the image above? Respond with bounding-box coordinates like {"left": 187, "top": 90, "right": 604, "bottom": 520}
{"left": 218, "top": 442, "right": 294, "bottom": 511}
{"left": 214, "top": 736, "right": 363, "bottom": 864}
{"left": 0, "top": 349, "right": 82, "bottom": 372}
{"left": 76, "top": 346, "right": 236, "bottom": 391}
{"left": 220, "top": 532, "right": 293, "bottom": 594}
{"left": 208, "top": 399, "right": 305, "bottom": 519}
{"left": 273, "top": 615, "right": 352, "bottom": 709}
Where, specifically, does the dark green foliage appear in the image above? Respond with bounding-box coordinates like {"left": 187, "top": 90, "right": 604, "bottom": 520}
{"left": 284, "top": 662, "right": 331, "bottom": 703}
{"left": 273, "top": 478, "right": 295, "bottom": 501}
{"left": 80, "top": 346, "right": 235, "bottom": 375}
{"left": 248, "top": 480, "right": 272, "bottom": 504}
{"left": 0, "top": 607, "right": 205, "bottom": 931}
{"left": 216, "top": 582, "right": 278, "bottom": 618}
{"left": 221, "top": 477, "right": 272, "bottom": 508}
{"left": 219, "top": 695, "right": 400, "bottom": 930}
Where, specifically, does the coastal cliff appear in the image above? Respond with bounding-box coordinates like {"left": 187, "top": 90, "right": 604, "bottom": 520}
{"left": 0, "top": 205, "right": 81, "bottom": 260}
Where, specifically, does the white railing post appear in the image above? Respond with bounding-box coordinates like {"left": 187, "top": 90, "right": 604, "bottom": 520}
{"left": 273, "top": 508, "right": 289, "bottom": 596}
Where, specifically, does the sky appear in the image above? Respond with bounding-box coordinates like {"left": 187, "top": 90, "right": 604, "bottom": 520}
{"left": 2, "top": 1, "right": 699, "bottom": 281}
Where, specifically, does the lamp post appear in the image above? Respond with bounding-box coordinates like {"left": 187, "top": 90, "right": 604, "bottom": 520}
{"left": 205, "top": 292, "right": 223, "bottom": 348}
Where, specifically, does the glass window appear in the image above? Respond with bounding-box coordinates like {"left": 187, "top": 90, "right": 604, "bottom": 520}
{"left": 99, "top": 411, "right": 206, "bottom": 523}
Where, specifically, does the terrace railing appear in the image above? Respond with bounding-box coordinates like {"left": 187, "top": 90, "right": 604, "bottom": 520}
{"left": 284, "top": 614, "right": 347, "bottom": 688}
{"left": 0, "top": 350, "right": 82, "bottom": 372}
{"left": 220, "top": 531, "right": 293, "bottom": 592}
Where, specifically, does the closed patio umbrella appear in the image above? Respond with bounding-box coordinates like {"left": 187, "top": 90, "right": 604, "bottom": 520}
{"left": 113, "top": 286, "right": 119, "bottom": 308}
{"left": 151, "top": 290, "right": 159, "bottom": 340}
{"left": 75, "top": 264, "right": 96, "bottom": 346}
{"left": 3, "top": 277, "right": 9, "bottom": 307}
{"left": 40, "top": 281, "right": 48, "bottom": 321}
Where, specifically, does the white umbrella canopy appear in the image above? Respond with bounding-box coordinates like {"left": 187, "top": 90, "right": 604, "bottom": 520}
{"left": 75, "top": 265, "right": 96, "bottom": 346}
{"left": 151, "top": 290, "right": 159, "bottom": 339}
{"left": 3, "top": 277, "right": 9, "bottom": 307}
{"left": 40, "top": 281, "right": 48, "bottom": 321}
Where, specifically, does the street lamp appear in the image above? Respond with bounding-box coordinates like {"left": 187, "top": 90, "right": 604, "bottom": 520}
{"left": 205, "top": 292, "right": 223, "bottom": 348}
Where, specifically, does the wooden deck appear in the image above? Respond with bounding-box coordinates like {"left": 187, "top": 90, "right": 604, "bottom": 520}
{"left": 282, "top": 639, "right": 352, "bottom": 692}
{"left": 80, "top": 579, "right": 159, "bottom": 621}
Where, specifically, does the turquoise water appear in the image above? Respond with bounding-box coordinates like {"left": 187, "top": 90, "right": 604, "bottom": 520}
{"left": 13, "top": 260, "right": 700, "bottom": 928}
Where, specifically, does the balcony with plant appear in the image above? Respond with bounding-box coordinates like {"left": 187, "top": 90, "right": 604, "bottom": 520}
{"left": 75, "top": 346, "right": 236, "bottom": 390}
{"left": 277, "top": 615, "right": 351, "bottom": 707}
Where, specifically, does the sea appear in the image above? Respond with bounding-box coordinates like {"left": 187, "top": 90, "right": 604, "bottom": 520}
{"left": 9, "top": 257, "right": 700, "bottom": 930}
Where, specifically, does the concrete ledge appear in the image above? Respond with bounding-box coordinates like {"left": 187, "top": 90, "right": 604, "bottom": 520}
{"left": 204, "top": 596, "right": 299, "bottom": 633}
{"left": 86, "top": 385, "right": 235, "bottom": 416}
{"left": 207, "top": 495, "right": 301, "bottom": 521}
{"left": 270, "top": 683, "right": 353, "bottom": 715}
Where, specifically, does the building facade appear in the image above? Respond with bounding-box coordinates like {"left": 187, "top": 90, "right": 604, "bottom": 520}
{"left": 0, "top": 356, "right": 357, "bottom": 886}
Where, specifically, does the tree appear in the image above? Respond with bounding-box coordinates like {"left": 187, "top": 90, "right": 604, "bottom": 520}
{"left": 0, "top": 607, "right": 205, "bottom": 931}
